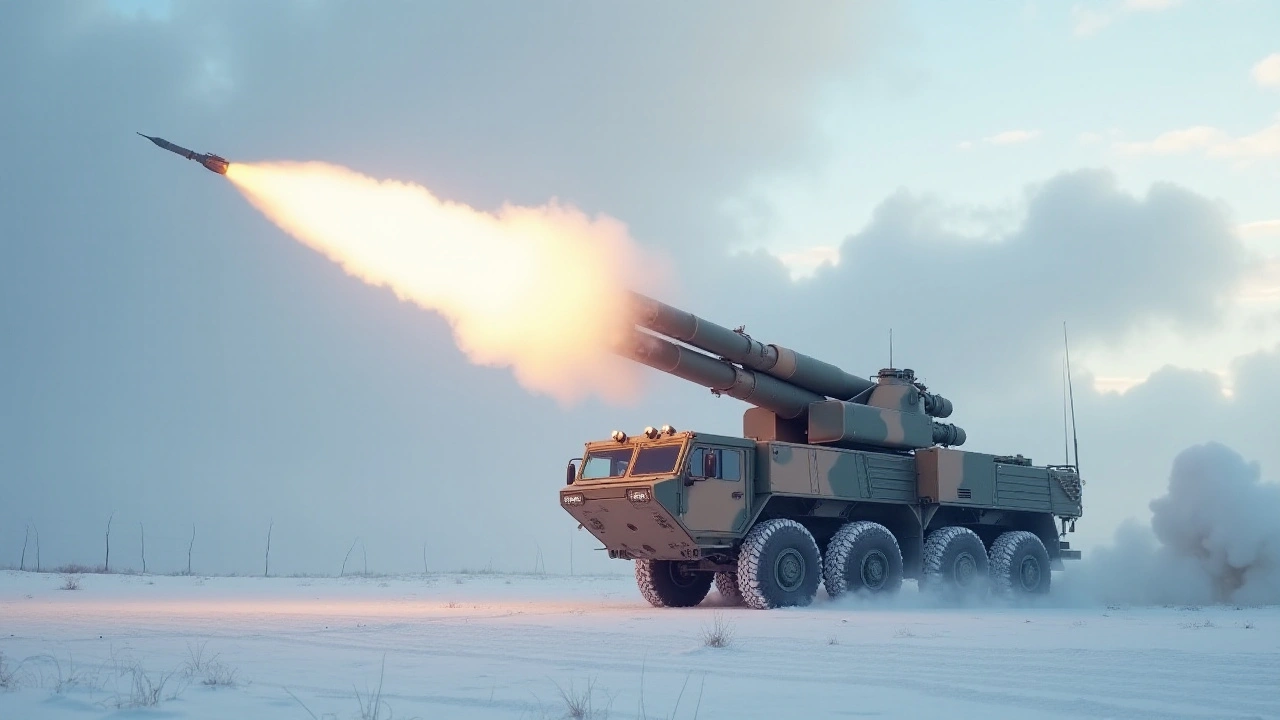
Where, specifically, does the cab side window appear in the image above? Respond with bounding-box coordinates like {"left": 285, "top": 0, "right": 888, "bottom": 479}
{"left": 721, "top": 448, "right": 741, "bottom": 481}
{"left": 689, "top": 446, "right": 742, "bottom": 481}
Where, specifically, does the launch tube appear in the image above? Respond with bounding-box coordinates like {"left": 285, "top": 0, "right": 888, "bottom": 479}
{"left": 628, "top": 292, "right": 876, "bottom": 401}
{"left": 616, "top": 329, "right": 821, "bottom": 420}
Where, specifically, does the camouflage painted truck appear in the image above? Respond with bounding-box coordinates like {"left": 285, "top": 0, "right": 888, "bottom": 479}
{"left": 559, "top": 292, "right": 1084, "bottom": 610}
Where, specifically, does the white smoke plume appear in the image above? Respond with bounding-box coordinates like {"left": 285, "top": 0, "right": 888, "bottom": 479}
{"left": 1078, "top": 442, "right": 1280, "bottom": 606}
{"left": 225, "top": 160, "right": 668, "bottom": 406}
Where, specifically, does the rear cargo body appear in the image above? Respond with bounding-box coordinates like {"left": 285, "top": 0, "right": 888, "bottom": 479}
{"left": 759, "top": 442, "right": 1082, "bottom": 517}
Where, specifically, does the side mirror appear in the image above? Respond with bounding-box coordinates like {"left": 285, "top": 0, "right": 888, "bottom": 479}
{"left": 566, "top": 460, "right": 578, "bottom": 485}
{"left": 703, "top": 451, "right": 718, "bottom": 479}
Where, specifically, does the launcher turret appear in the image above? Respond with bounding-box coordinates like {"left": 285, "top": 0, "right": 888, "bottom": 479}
{"left": 617, "top": 292, "right": 965, "bottom": 452}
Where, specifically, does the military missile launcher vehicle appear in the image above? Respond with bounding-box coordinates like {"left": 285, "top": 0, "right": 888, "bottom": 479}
{"left": 559, "top": 292, "right": 1083, "bottom": 610}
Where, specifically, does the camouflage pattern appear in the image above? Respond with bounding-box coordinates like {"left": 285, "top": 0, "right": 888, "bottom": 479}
{"left": 807, "top": 399, "right": 935, "bottom": 450}
{"left": 758, "top": 442, "right": 916, "bottom": 502}
{"left": 561, "top": 294, "right": 1085, "bottom": 575}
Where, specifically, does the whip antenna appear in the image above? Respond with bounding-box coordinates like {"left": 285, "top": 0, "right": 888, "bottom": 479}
{"left": 1063, "top": 322, "right": 1080, "bottom": 473}
{"left": 1062, "top": 358, "right": 1070, "bottom": 465}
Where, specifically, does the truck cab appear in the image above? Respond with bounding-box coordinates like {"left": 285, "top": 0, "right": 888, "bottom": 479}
{"left": 560, "top": 427, "right": 757, "bottom": 561}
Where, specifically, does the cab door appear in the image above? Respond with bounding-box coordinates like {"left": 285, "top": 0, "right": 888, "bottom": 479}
{"left": 680, "top": 445, "right": 750, "bottom": 534}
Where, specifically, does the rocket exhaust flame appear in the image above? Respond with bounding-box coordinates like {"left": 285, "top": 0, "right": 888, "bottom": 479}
{"left": 224, "top": 161, "right": 661, "bottom": 405}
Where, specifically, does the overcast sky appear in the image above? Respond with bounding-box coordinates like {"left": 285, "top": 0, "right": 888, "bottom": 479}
{"left": 2, "top": 0, "right": 1277, "bottom": 576}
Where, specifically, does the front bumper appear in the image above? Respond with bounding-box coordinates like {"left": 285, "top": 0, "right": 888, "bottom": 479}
{"left": 560, "top": 480, "right": 700, "bottom": 561}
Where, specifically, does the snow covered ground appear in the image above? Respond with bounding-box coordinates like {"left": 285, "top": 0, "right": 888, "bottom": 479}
{"left": 1, "top": 568, "right": 1277, "bottom": 719}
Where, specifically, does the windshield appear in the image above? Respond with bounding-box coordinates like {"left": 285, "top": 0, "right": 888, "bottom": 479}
{"left": 581, "top": 448, "right": 634, "bottom": 479}
{"left": 631, "top": 444, "right": 682, "bottom": 475}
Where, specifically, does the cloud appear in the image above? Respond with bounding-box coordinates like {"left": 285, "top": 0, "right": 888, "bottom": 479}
{"left": 1240, "top": 259, "right": 1280, "bottom": 304}
{"left": 1122, "top": 0, "right": 1181, "bottom": 10}
{"left": 985, "top": 129, "right": 1042, "bottom": 145}
{"left": 956, "top": 130, "right": 1040, "bottom": 150}
{"left": 772, "top": 245, "right": 840, "bottom": 279}
{"left": 1071, "top": 6, "right": 1114, "bottom": 36}
{"left": 1115, "top": 126, "right": 1224, "bottom": 155}
{"left": 1240, "top": 220, "right": 1280, "bottom": 240}
{"left": 1091, "top": 375, "right": 1149, "bottom": 394}
{"left": 1254, "top": 53, "right": 1280, "bottom": 89}
{"left": 1115, "top": 117, "right": 1280, "bottom": 160}
{"left": 704, "top": 168, "right": 1249, "bottom": 412}
{"left": 833, "top": 168, "right": 1245, "bottom": 344}
{"left": 1071, "top": 0, "right": 1181, "bottom": 36}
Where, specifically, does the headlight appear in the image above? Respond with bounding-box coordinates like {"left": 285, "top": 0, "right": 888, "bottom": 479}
{"left": 627, "top": 488, "right": 651, "bottom": 503}
{"left": 561, "top": 493, "right": 585, "bottom": 506}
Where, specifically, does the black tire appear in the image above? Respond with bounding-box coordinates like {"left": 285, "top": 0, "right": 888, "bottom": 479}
{"left": 635, "top": 559, "right": 712, "bottom": 608}
{"left": 714, "top": 571, "right": 744, "bottom": 606}
{"left": 822, "top": 521, "right": 903, "bottom": 599}
{"left": 737, "top": 519, "right": 822, "bottom": 609}
{"left": 989, "top": 530, "right": 1051, "bottom": 597}
{"left": 920, "top": 526, "right": 989, "bottom": 599}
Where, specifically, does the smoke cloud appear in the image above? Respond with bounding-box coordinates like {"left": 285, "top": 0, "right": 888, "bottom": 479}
{"left": 226, "top": 161, "right": 667, "bottom": 405}
{"left": 1077, "top": 442, "right": 1280, "bottom": 606}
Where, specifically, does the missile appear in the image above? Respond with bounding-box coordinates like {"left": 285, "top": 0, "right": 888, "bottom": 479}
{"left": 136, "top": 133, "right": 229, "bottom": 175}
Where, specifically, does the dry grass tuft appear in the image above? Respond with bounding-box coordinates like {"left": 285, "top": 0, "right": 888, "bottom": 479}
{"left": 700, "top": 613, "right": 734, "bottom": 648}
{"left": 182, "top": 641, "right": 238, "bottom": 688}
{"left": 0, "top": 652, "right": 14, "bottom": 691}
{"left": 553, "top": 677, "right": 612, "bottom": 720}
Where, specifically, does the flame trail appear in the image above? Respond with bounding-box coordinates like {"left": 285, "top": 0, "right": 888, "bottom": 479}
{"left": 225, "top": 161, "right": 663, "bottom": 404}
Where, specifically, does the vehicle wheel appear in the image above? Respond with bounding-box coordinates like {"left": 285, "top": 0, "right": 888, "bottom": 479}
{"left": 634, "top": 559, "right": 712, "bottom": 608}
{"left": 737, "top": 519, "right": 822, "bottom": 609}
{"left": 989, "top": 531, "right": 1051, "bottom": 597}
{"left": 714, "top": 571, "right": 744, "bottom": 606}
{"left": 920, "top": 526, "right": 989, "bottom": 599}
{"left": 822, "top": 521, "right": 903, "bottom": 600}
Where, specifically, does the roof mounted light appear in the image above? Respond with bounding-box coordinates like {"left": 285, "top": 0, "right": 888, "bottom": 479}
{"left": 611, "top": 430, "right": 628, "bottom": 443}
{"left": 661, "top": 424, "right": 677, "bottom": 435}
{"left": 643, "top": 426, "right": 660, "bottom": 439}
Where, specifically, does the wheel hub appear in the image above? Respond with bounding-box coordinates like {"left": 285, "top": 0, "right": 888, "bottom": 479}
{"left": 953, "top": 551, "right": 977, "bottom": 586}
{"left": 1018, "top": 556, "right": 1041, "bottom": 590}
{"left": 668, "top": 563, "right": 698, "bottom": 588}
{"left": 775, "top": 548, "right": 805, "bottom": 592}
{"left": 860, "top": 549, "right": 888, "bottom": 590}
